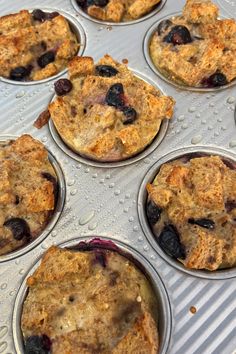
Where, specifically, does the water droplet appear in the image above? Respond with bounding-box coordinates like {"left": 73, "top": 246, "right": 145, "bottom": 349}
{"left": 209, "top": 102, "right": 215, "bottom": 107}
{"left": 19, "top": 269, "right": 24, "bottom": 275}
{"left": 114, "top": 190, "right": 120, "bottom": 196}
{"left": 176, "top": 129, "right": 181, "bottom": 134}
{"left": 227, "top": 96, "right": 235, "bottom": 104}
{"left": 133, "top": 226, "right": 139, "bottom": 232}
{"left": 79, "top": 211, "right": 95, "bottom": 225}
{"left": 99, "top": 179, "right": 104, "bottom": 184}
{"left": 119, "top": 199, "right": 124, "bottom": 204}
{"left": 150, "top": 254, "right": 156, "bottom": 260}
{"left": 144, "top": 158, "right": 151, "bottom": 164}
{"left": 0, "top": 284, "right": 7, "bottom": 290}
{"left": 182, "top": 123, "right": 188, "bottom": 129}
{"left": 0, "top": 342, "right": 7, "bottom": 353}
{"left": 123, "top": 208, "right": 129, "bottom": 213}
{"left": 125, "top": 193, "right": 130, "bottom": 199}
{"left": 177, "top": 115, "right": 185, "bottom": 122}
{"left": 138, "top": 235, "right": 143, "bottom": 241}
{"left": 105, "top": 174, "right": 111, "bottom": 179}
{"left": 129, "top": 217, "right": 134, "bottom": 222}
{"left": 16, "top": 91, "right": 25, "bottom": 98}
{"left": 68, "top": 179, "right": 75, "bottom": 186}
{"left": 201, "top": 119, "right": 206, "bottom": 124}
{"left": 9, "top": 290, "right": 15, "bottom": 296}
{"left": 229, "top": 140, "right": 236, "bottom": 148}
{"left": 76, "top": 164, "right": 82, "bottom": 169}
{"left": 88, "top": 222, "right": 97, "bottom": 231}
{"left": 41, "top": 243, "right": 47, "bottom": 249}
{"left": 195, "top": 113, "right": 201, "bottom": 118}
{"left": 92, "top": 173, "right": 97, "bottom": 179}
{"left": 221, "top": 126, "right": 227, "bottom": 131}
{"left": 143, "top": 245, "right": 149, "bottom": 251}
{"left": 70, "top": 189, "right": 77, "bottom": 196}
{"left": 107, "top": 25, "right": 112, "bottom": 31}
{"left": 85, "top": 168, "right": 90, "bottom": 173}
{"left": 214, "top": 132, "right": 219, "bottom": 137}
{"left": 208, "top": 125, "right": 213, "bottom": 130}
{"left": 109, "top": 183, "right": 115, "bottom": 188}
{"left": 15, "top": 259, "right": 20, "bottom": 265}
{"left": 0, "top": 327, "right": 7, "bottom": 339}
{"left": 191, "top": 135, "right": 202, "bottom": 144}
{"left": 213, "top": 110, "right": 218, "bottom": 115}
{"left": 230, "top": 106, "right": 235, "bottom": 111}
{"left": 217, "top": 117, "right": 222, "bottom": 122}
{"left": 188, "top": 106, "right": 196, "bottom": 113}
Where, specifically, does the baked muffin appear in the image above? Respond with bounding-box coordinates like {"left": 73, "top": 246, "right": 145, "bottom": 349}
{"left": 149, "top": 0, "right": 236, "bottom": 88}
{"left": 76, "top": 0, "right": 162, "bottom": 22}
{"left": 146, "top": 154, "right": 236, "bottom": 270}
{"left": 0, "top": 135, "right": 57, "bottom": 256}
{"left": 47, "top": 55, "right": 174, "bottom": 162}
{"left": 21, "top": 241, "right": 159, "bottom": 353}
{"left": 0, "top": 9, "right": 79, "bottom": 81}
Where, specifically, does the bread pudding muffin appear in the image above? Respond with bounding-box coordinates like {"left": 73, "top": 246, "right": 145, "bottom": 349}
{"left": 146, "top": 154, "right": 236, "bottom": 270}
{"left": 0, "top": 135, "right": 57, "bottom": 256}
{"left": 0, "top": 9, "right": 79, "bottom": 81}
{"left": 149, "top": 0, "right": 236, "bottom": 88}
{"left": 21, "top": 240, "right": 159, "bottom": 353}
{"left": 76, "top": 0, "right": 162, "bottom": 22}
{"left": 47, "top": 55, "right": 174, "bottom": 162}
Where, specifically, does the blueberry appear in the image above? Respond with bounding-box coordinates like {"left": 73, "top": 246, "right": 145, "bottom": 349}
{"left": 203, "top": 72, "right": 228, "bottom": 87}
{"left": 32, "top": 9, "right": 46, "bottom": 22}
{"left": 157, "top": 19, "right": 172, "bottom": 36}
{"left": 54, "top": 79, "right": 73, "bottom": 96}
{"left": 158, "top": 225, "right": 185, "bottom": 259}
{"left": 225, "top": 200, "right": 236, "bottom": 212}
{"left": 3, "top": 218, "right": 31, "bottom": 241}
{"left": 25, "top": 335, "right": 51, "bottom": 354}
{"left": 146, "top": 200, "right": 162, "bottom": 225}
{"left": 164, "top": 25, "right": 192, "bottom": 45}
{"left": 76, "top": 0, "right": 87, "bottom": 8}
{"left": 105, "top": 83, "right": 125, "bottom": 108}
{"left": 122, "top": 106, "right": 137, "bottom": 125}
{"left": 95, "top": 65, "right": 118, "bottom": 77}
{"left": 188, "top": 218, "right": 215, "bottom": 229}
{"left": 87, "top": 0, "right": 108, "bottom": 6}
{"left": 46, "top": 12, "right": 60, "bottom": 20}
{"left": 37, "top": 51, "right": 55, "bottom": 69}
{"left": 9, "top": 66, "right": 31, "bottom": 81}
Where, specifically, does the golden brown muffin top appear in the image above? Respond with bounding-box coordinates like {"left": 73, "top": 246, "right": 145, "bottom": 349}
{"left": 22, "top": 245, "right": 159, "bottom": 353}
{"left": 48, "top": 55, "right": 175, "bottom": 162}
{"left": 149, "top": 0, "right": 236, "bottom": 88}
{"left": 0, "top": 135, "right": 57, "bottom": 256}
{"left": 77, "top": 0, "right": 161, "bottom": 22}
{"left": 0, "top": 9, "right": 79, "bottom": 81}
{"left": 147, "top": 155, "right": 236, "bottom": 270}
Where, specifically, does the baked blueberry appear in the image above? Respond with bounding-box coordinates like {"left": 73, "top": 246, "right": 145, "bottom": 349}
{"left": 95, "top": 65, "right": 118, "bottom": 77}
{"left": 25, "top": 335, "right": 51, "bottom": 354}
{"left": 105, "top": 83, "right": 125, "bottom": 108}
{"left": 188, "top": 218, "right": 215, "bottom": 229}
{"left": 10, "top": 66, "right": 31, "bottom": 81}
{"left": 3, "top": 218, "right": 31, "bottom": 241}
{"left": 32, "top": 9, "right": 47, "bottom": 22}
{"left": 164, "top": 25, "right": 192, "bottom": 45}
{"left": 203, "top": 73, "right": 228, "bottom": 87}
{"left": 122, "top": 106, "right": 137, "bottom": 124}
{"left": 158, "top": 225, "right": 186, "bottom": 259}
{"left": 146, "top": 200, "right": 162, "bottom": 225}
{"left": 37, "top": 51, "right": 55, "bottom": 69}
{"left": 54, "top": 79, "right": 73, "bottom": 96}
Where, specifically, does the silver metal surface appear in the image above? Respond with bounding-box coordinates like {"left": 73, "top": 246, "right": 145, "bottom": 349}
{"left": 12, "top": 236, "right": 172, "bottom": 354}
{"left": 0, "top": 0, "right": 236, "bottom": 353}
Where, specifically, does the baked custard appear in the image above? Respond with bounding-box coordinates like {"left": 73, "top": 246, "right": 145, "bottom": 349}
{"left": 147, "top": 154, "right": 236, "bottom": 270}
{"left": 47, "top": 54, "right": 174, "bottom": 162}
{"left": 0, "top": 9, "right": 79, "bottom": 81}
{"left": 21, "top": 241, "right": 159, "bottom": 353}
{"left": 149, "top": 0, "right": 236, "bottom": 88}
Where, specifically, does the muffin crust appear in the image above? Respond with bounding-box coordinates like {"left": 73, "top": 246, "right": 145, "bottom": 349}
{"left": 149, "top": 0, "right": 236, "bottom": 88}
{"left": 147, "top": 155, "right": 236, "bottom": 270}
{"left": 0, "top": 10, "right": 79, "bottom": 81}
{"left": 48, "top": 55, "right": 175, "bottom": 162}
{"left": 22, "top": 245, "right": 159, "bottom": 353}
{"left": 0, "top": 135, "right": 57, "bottom": 256}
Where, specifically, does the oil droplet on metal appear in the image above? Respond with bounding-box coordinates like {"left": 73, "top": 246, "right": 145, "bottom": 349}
{"left": 0, "top": 342, "right": 7, "bottom": 353}
{"left": 191, "top": 135, "right": 202, "bottom": 145}
{"left": 190, "top": 306, "right": 197, "bottom": 314}
{"left": 0, "top": 327, "right": 7, "bottom": 339}
{"left": 79, "top": 211, "right": 95, "bottom": 225}
{"left": 122, "top": 58, "right": 128, "bottom": 64}
{"left": 229, "top": 140, "right": 236, "bottom": 148}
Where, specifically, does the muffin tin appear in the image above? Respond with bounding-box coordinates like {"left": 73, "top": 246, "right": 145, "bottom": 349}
{"left": 0, "top": 0, "right": 236, "bottom": 353}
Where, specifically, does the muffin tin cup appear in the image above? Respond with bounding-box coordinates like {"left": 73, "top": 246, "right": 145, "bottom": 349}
{"left": 49, "top": 69, "right": 170, "bottom": 168}
{"left": 0, "top": 8, "right": 86, "bottom": 86}
{"left": 0, "top": 135, "right": 66, "bottom": 263}
{"left": 143, "top": 12, "right": 236, "bottom": 92}
{"left": 138, "top": 145, "right": 236, "bottom": 280}
{"left": 13, "top": 236, "right": 172, "bottom": 354}
{"left": 71, "top": 0, "right": 167, "bottom": 26}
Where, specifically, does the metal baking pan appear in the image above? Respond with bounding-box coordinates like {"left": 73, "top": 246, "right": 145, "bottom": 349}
{"left": 0, "top": 0, "right": 236, "bottom": 353}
